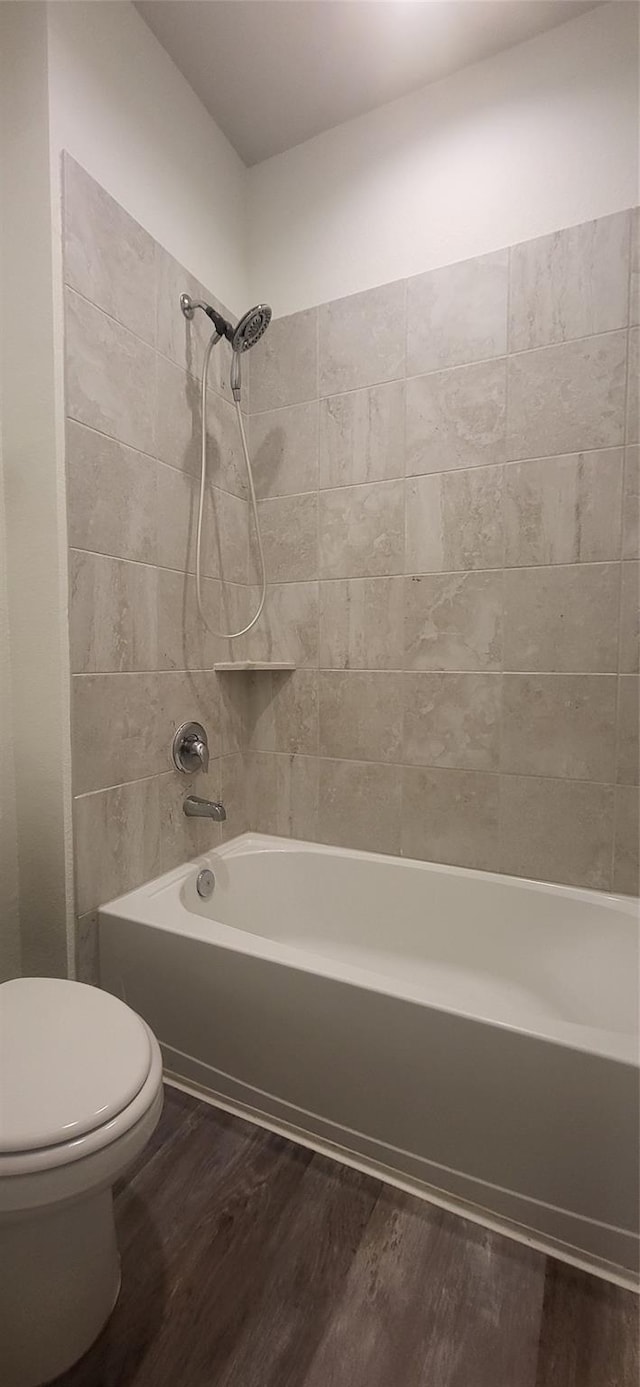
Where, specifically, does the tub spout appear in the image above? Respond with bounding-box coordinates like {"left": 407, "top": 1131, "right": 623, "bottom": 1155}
{"left": 183, "top": 795, "right": 226, "bottom": 821}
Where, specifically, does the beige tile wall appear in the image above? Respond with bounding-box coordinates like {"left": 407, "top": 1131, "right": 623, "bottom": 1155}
{"left": 63, "top": 157, "right": 253, "bottom": 976}
{"left": 242, "top": 207, "right": 639, "bottom": 895}
{"left": 64, "top": 156, "right": 639, "bottom": 965}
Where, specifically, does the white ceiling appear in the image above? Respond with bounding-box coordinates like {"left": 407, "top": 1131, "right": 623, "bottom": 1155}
{"left": 135, "top": 1, "right": 604, "bottom": 166}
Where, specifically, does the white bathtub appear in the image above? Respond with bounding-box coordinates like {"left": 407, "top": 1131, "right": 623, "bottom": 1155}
{"left": 98, "top": 833, "right": 639, "bottom": 1284}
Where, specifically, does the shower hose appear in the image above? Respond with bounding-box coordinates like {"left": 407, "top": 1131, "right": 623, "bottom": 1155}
{"left": 195, "top": 330, "right": 267, "bottom": 639}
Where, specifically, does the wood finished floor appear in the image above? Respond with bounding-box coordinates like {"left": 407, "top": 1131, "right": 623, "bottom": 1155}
{"left": 55, "top": 1085, "right": 638, "bottom": 1387}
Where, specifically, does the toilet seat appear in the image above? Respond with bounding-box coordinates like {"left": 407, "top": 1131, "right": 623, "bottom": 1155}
{"left": 0, "top": 978, "right": 160, "bottom": 1179}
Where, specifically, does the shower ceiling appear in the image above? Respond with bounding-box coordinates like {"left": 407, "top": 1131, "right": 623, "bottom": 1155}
{"left": 135, "top": 0, "right": 604, "bottom": 165}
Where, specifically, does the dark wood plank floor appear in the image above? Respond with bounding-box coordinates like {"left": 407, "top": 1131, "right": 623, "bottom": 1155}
{"left": 55, "top": 1085, "right": 639, "bottom": 1387}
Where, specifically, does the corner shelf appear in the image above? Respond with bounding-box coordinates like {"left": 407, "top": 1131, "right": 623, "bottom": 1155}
{"left": 214, "top": 661, "right": 296, "bottom": 672}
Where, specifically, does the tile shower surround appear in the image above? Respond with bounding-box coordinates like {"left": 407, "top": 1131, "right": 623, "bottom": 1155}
{"left": 241, "top": 207, "right": 639, "bottom": 895}
{"left": 64, "top": 157, "right": 639, "bottom": 983}
{"left": 63, "top": 155, "right": 250, "bottom": 974}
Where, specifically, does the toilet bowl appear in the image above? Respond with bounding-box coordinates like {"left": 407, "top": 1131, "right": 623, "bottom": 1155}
{"left": 0, "top": 977, "right": 164, "bottom": 1387}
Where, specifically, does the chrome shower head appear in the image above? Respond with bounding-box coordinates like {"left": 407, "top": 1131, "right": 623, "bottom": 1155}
{"left": 180, "top": 294, "right": 271, "bottom": 351}
{"left": 231, "top": 304, "right": 272, "bottom": 353}
{"left": 180, "top": 294, "right": 271, "bottom": 402}
{"left": 228, "top": 305, "right": 271, "bottom": 401}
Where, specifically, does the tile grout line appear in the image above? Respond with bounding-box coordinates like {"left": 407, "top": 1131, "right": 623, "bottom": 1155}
{"left": 68, "top": 546, "right": 625, "bottom": 585}
{"left": 64, "top": 278, "right": 237, "bottom": 409}
{"left": 73, "top": 756, "right": 631, "bottom": 802}
{"left": 498, "top": 563, "right": 508, "bottom": 873}
{"left": 401, "top": 275, "right": 409, "bottom": 688}
{"left": 212, "top": 558, "right": 622, "bottom": 583}
{"left": 499, "top": 250, "right": 512, "bottom": 875}
{"left": 69, "top": 544, "right": 255, "bottom": 584}
{"left": 611, "top": 226, "right": 635, "bottom": 887}
{"left": 67, "top": 413, "right": 249, "bottom": 503}
{"left": 314, "top": 305, "right": 321, "bottom": 769}
{"left": 70, "top": 663, "right": 623, "bottom": 680}
{"left": 247, "top": 325, "right": 631, "bottom": 418}
{"left": 74, "top": 748, "right": 241, "bottom": 802}
{"left": 256, "top": 447, "right": 623, "bottom": 497}
{"left": 67, "top": 410, "right": 626, "bottom": 502}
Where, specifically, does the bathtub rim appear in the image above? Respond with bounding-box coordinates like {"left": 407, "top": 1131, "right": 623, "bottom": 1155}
{"left": 98, "top": 832, "right": 639, "bottom": 1069}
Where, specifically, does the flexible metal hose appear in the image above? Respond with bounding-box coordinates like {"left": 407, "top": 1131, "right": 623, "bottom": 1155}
{"left": 195, "top": 332, "right": 267, "bottom": 639}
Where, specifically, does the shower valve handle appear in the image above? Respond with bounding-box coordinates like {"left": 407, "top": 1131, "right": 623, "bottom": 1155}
{"left": 172, "top": 722, "right": 210, "bottom": 775}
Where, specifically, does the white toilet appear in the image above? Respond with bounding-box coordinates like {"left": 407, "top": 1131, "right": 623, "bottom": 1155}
{"left": 0, "top": 977, "right": 164, "bottom": 1387}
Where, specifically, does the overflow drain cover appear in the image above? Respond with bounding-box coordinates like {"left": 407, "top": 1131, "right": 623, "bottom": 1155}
{"left": 196, "top": 869, "right": 215, "bottom": 899}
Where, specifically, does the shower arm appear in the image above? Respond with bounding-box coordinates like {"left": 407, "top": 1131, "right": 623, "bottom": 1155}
{"left": 179, "top": 293, "right": 230, "bottom": 341}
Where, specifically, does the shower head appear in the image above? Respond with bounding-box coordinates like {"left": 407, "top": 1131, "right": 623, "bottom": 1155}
{"left": 229, "top": 305, "right": 272, "bottom": 400}
{"left": 180, "top": 294, "right": 271, "bottom": 353}
{"left": 231, "top": 304, "right": 272, "bottom": 353}
{"left": 180, "top": 293, "right": 271, "bottom": 402}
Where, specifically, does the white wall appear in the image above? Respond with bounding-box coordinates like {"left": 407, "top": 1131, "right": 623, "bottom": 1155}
{"left": 47, "top": 1, "right": 248, "bottom": 312}
{"left": 0, "top": 33, "right": 21, "bottom": 976}
{"left": 0, "top": 463, "right": 20, "bottom": 981}
{"left": 247, "top": 3, "right": 639, "bottom": 315}
{"left": 0, "top": 1, "right": 72, "bottom": 977}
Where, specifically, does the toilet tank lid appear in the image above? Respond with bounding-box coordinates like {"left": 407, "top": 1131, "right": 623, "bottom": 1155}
{"left": 0, "top": 978, "right": 153, "bottom": 1153}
